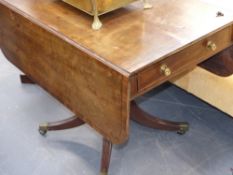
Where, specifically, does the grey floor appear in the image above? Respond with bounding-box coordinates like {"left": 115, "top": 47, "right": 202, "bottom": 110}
{"left": 0, "top": 49, "right": 233, "bottom": 175}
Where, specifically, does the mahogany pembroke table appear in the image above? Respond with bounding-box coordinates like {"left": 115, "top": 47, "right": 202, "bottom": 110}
{"left": 0, "top": 0, "right": 233, "bottom": 174}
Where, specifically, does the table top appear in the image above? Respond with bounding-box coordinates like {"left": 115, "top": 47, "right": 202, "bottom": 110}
{"left": 1, "top": 0, "right": 233, "bottom": 75}
{"left": 1, "top": 0, "right": 233, "bottom": 144}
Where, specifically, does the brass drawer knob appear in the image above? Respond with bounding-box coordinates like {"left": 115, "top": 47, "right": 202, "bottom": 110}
{"left": 160, "top": 64, "right": 172, "bottom": 76}
{"left": 206, "top": 41, "right": 217, "bottom": 51}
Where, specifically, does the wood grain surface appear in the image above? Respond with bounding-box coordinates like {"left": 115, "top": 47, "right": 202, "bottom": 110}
{"left": 0, "top": 4, "right": 130, "bottom": 144}
{"left": 136, "top": 26, "right": 233, "bottom": 97}
{"left": 0, "top": 0, "right": 233, "bottom": 74}
{"left": 1, "top": 0, "right": 233, "bottom": 144}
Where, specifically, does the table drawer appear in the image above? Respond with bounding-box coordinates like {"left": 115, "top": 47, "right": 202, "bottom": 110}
{"left": 137, "top": 26, "right": 233, "bottom": 93}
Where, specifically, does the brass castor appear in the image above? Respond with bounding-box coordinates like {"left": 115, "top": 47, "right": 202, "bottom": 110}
{"left": 38, "top": 123, "right": 48, "bottom": 136}
{"left": 100, "top": 172, "right": 107, "bottom": 175}
{"left": 177, "top": 123, "right": 189, "bottom": 135}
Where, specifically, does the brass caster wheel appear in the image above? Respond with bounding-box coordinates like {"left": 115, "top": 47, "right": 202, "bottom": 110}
{"left": 177, "top": 123, "right": 189, "bottom": 135}
{"left": 38, "top": 123, "right": 48, "bottom": 136}
{"left": 100, "top": 172, "right": 107, "bottom": 175}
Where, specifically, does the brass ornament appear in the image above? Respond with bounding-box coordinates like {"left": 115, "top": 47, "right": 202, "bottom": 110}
{"left": 160, "top": 64, "right": 172, "bottom": 76}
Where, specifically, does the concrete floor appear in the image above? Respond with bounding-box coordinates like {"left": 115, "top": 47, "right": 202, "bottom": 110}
{"left": 0, "top": 49, "right": 233, "bottom": 175}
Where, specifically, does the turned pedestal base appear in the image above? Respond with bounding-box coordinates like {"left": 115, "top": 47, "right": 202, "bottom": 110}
{"left": 20, "top": 74, "right": 189, "bottom": 175}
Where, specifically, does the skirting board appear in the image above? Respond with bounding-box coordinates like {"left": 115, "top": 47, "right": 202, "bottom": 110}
{"left": 171, "top": 67, "right": 233, "bottom": 117}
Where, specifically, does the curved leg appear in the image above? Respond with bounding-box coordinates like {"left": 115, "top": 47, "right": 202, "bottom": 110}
{"left": 20, "top": 74, "right": 35, "bottom": 84}
{"left": 39, "top": 116, "right": 85, "bottom": 135}
{"left": 100, "top": 138, "right": 112, "bottom": 175}
{"left": 130, "top": 101, "right": 189, "bottom": 134}
{"left": 143, "top": 0, "right": 152, "bottom": 9}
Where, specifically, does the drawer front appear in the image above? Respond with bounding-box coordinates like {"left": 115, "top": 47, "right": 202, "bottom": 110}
{"left": 137, "top": 26, "right": 233, "bottom": 93}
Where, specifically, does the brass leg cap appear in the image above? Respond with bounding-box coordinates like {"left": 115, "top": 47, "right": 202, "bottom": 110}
{"left": 38, "top": 123, "right": 48, "bottom": 136}
{"left": 100, "top": 172, "right": 107, "bottom": 175}
{"left": 177, "top": 123, "right": 189, "bottom": 135}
